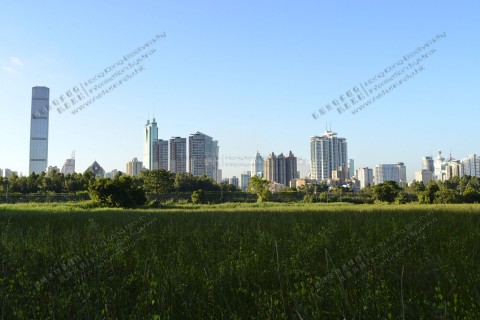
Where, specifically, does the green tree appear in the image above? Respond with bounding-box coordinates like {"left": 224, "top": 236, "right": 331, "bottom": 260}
{"left": 141, "top": 169, "right": 175, "bottom": 195}
{"left": 7, "top": 173, "right": 23, "bottom": 193}
{"left": 174, "top": 172, "right": 195, "bottom": 191}
{"left": 434, "top": 188, "right": 460, "bottom": 204}
{"left": 89, "top": 174, "right": 146, "bottom": 208}
{"left": 247, "top": 175, "right": 271, "bottom": 202}
{"left": 406, "top": 180, "right": 425, "bottom": 198}
{"left": 371, "top": 181, "right": 401, "bottom": 203}
{"left": 462, "top": 187, "right": 480, "bottom": 203}
{"left": 418, "top": 180, "right": 440, "bottom": 204}
{"left": 0, "top": 177, "right": 7, "bottom": 194}
{"left": 191, "top": 189, "right": 205, "bottom": 204}
{"left": 82, "top": 171, "right": 97, "bottom": 189}
{"left": 442, "top": 176, "right": 460, "bottom": 191}
{"left": 196, "top": 174, "right": 219, "bottom": 191}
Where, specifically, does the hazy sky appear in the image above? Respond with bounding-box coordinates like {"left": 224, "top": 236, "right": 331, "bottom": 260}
{"left": 1, "top": 1, "right": 479, "bottom": 181}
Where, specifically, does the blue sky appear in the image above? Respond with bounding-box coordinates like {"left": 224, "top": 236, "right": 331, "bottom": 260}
{"left": 1, "top": 0, "right": 479, "bottom": 181}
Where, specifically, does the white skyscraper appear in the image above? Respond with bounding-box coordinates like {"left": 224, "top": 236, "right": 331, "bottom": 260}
{"left": 348, "top": 159, "right": 355, "bottom": 178}
{"left": 446, "top": 158, "right": 462, "bottom": 179}
{"left": 29, "top": 86, "right": 50, "bottom": 174}
{"left": 251, "top": 151, "right": 264, "bottom": 177}
{"left": 310, "top": 130, "right": 348, "bottom": 182}
{"left": 434, "top": 151, "right": 446, "bottom": 181}
{"left": 189, "top": 131, "right": 219, "bottom": 181}
{"left": 461, "top": 154, "right": 480, "bottom": 178}
{"left": 356, "top": 167, "right": 374, "bottom": 188}
{"left": 143, "top": 118, "right": 158, "bottom": 170}
{"left": 374, "top": 162, "right": 407, "bottom": 186}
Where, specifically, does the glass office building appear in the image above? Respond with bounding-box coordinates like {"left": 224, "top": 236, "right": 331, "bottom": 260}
{"left": 143, "top": 118, "right": 158, "bottom": 170}
{"left": 189, "top": 132, "right": 219, "bottom": 181}
{"left": 29, "top": 86, "right": 50, "bottom": 174}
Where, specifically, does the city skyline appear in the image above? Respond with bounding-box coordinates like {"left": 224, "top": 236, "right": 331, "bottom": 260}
{"left": 1, "top": 1, "right": 479, "bottom": 181}
{"left": 3, "top": 106, "right": 480, "bottom": 182}
{"left": 3, "top": 103, "right": 480, "bottom": 187}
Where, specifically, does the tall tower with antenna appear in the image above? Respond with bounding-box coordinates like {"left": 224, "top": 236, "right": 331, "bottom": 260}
{"left": 143, "top": 118, "right": 158, "bottom": 170}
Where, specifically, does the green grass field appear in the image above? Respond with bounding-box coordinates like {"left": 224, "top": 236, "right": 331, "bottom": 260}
{"left": 1, "top": 202, "right": 479, "bottom": 319}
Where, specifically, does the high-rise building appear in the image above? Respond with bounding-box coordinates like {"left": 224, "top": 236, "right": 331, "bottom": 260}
{"left": 264, "top": 153, "right": 277, "bottom": 183}
{"left": 61, "top": 152, "right": 75, "bottom": 175}
{"left": 169, "top": 137, "right": 187, "bottom": 173}
{"left": 3, "top": 169, "right": 12, "bottom": 178}
{"left": 310, "top": 130, "right": 348, "bottom": 182}
{"left": 0, "top": 169, "right": 3, "bottom": 178}
{"left": 276, "top": 153, "right": 286, "bottom": 185}
{"left": 105, "top": 169, "right": 119, "bottom": 179}
{"left": 356, "top": 167, "right": 374, "bottom": 188}
{"left": 461, "top": 154, "right": 480, "bottom": 178}
{"left": 29, "top": 86, "right": 50, "bottom": 174}
{"left": 414, "top": 155, "right": 435, "bottom": 185}
{"left": 126, "top": 158, "right": 143, "bottom": 177}
{"left": 152, "top": 139, "right": 168, "bottom": 170}
{"left": 240, "top": 171, "right": 251, "bottom": 191}
{"left": 217, "top": 169, "right": 223, "bottom": 183}
{"left": 46, "top": 166, "right": 59, "bottom": 177}
{"left": 348, "top": 159, "right": 355, "bottom": 179}
{"left": 332, "top": 166, "right": 347, "bottom": 185}
{"left": 285, "top": 151, "right": 298, "bottom": 186}
{"left": 422, "top": 156, "right": 434, "bottom": 173}
{"left": 86, "top": 161, "right": 105, "bottom": 178}
{"left": 189, "top": 131, "right": 219, "bottom": 181}
{"left": 415, "top": 169, "right": 434, "bottom": 186}
{"left": 230, "top": 176, "right": 239, "bottom": 189}
{"left": 143, "top": 118, "right": 158, "bottom": 170}
{"left": 434, "top": 151, "right": 446, "bottom": 181}
{"left": 374, "top": 162, "right": 407, "bottom": 186}
{"left": 251, "top": 151, "right": 264, "bottom": 177}
{"left": 264, "top": 151, "right": 297, "bottom": 186}
{"left": 446, "top": 158, "right": 462, "bottom": 180}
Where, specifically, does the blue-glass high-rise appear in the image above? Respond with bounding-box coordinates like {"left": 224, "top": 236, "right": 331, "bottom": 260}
{"left": 29, "top": 86, "right": 50, "bottom": 174}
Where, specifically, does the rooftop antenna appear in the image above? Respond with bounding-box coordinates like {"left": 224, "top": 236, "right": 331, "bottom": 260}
{"left": 329, "top": 122, "right": 332, "bottom": 131}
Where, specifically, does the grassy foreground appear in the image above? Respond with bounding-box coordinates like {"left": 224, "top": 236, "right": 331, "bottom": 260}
{"left": 1, "top": 202, "right": 479, "bottom": 319}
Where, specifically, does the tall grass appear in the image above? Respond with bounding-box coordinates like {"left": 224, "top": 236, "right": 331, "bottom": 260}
{"left": 1, "top": 203, "right": 479, "bottom": 318}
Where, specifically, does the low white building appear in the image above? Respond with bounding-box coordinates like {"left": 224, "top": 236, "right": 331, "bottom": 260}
{"left": 415, "top": 169, "right": 433, "bottom": 186}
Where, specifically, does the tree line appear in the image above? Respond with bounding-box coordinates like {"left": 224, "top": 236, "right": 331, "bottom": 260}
{"left": 1, "top": 169, "right": 479, "bottom": 207}
{"left": 0, "top": 169, "right": 237, "bottom": 208}
{"left": 0, "top": 170, "right": 233, "bottom": 194}
{"left": 300, "top": 175, "right": 480, "bottom": 204}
